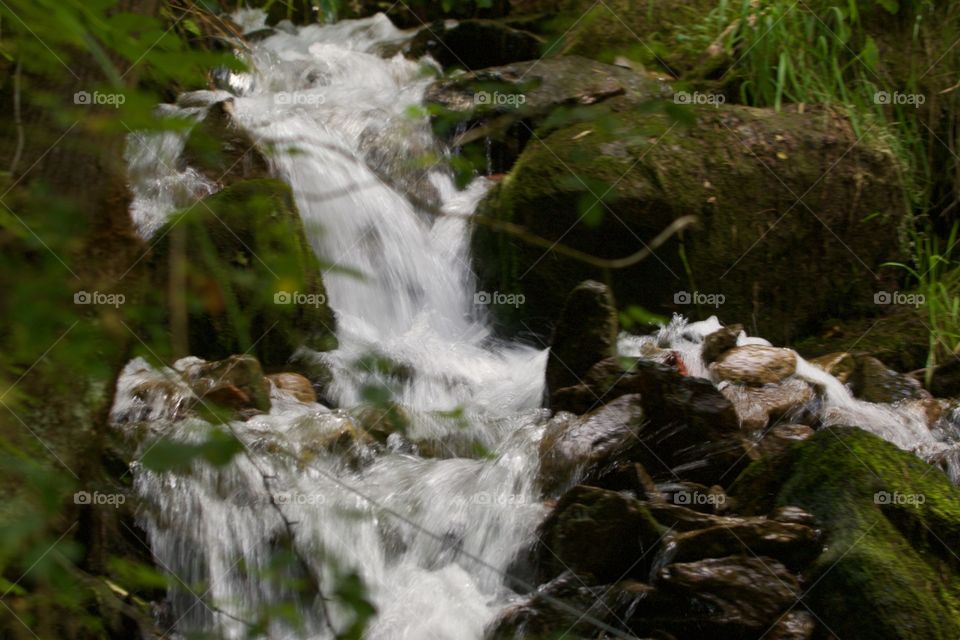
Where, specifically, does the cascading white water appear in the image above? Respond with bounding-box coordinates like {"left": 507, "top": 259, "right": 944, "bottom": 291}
{"left": 621, "top": 316, "right": 960, "bottom": 481}
{"left": 118, "top": 10, "right": 960, "bottom": 640}
{"left": 122, "top": 12, "right": 551, "bottom": 639}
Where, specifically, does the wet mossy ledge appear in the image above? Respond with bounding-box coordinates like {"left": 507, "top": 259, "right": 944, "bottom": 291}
{"left": 472, "top": 102, "right": 907, "bottom": 343}
{"left": 732, "top": 426, "right": 960, "bottom": 640}
{"left": 144, "top": 179, "right": 337, "bottom": 369}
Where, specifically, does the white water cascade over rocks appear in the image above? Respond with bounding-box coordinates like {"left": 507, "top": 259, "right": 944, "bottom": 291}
{"left": 114, "top": 10, "right": 960, "bottom": 640}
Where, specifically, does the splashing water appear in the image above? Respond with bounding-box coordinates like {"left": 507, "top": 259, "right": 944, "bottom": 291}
{"left": 122, "top": 13, "right": 549, "bottom": 639}
{"left": 118, "top": 11, "right": 960, "bottom": 640}
{"left": 623, "top": 315, "right": 960, "bottom": 481}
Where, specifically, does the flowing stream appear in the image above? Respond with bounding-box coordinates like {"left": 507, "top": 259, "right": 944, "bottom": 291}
{"left": 117, "top": 10, "right": 960, "bottom": 639}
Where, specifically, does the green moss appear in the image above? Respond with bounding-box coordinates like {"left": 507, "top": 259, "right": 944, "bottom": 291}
{"left": 731, "top": 426, "right": 960, "bottom": 640}
{"left": 147, "top": 179, "right": 337, "bottom": 368}
{"left": 472, "top": 102, "right": 906, "bottom": 339}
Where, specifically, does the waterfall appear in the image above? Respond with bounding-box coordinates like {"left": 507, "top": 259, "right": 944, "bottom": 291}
{"left": 118, "top": 10, "right": 960, "bottom": 640}
{"left": 122, "top": 12, "right": 548, "bottom": 639}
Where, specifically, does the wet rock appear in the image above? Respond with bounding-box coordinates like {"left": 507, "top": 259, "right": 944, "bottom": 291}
{"left": 731, "top": 426, "right": 960, "bottom": 640}
{"left": 657, "top": 481, "right": 727, "bottom": 514}
{"left": 427, "top": 56, "right": 668, "bottom": 175}
{"left": 702, "top": 323, "right": 743, "bottom": 364}
{"left": 769, "top": 506, "right": 818, "bottom": 528}
{"left": 808, "top": 351, "right": 856, "bottom": 384}
{"left": 181, "top": 354, "right": 272, "bottom": 414}
{"left": 147, "top": 179, "right": 337, "bottom": 367}
{"left": 538, "top": 398, "right": 640, "bottom": 495}
{"left": 669, "top": 518, "right": 821, "bottom": 571}
{"left": 541, "top": 366, "right": 750, "bottom": 489}
{"left": 537, "top": 485, "right": 663, "bottom": 583}
{"left": 181, "top": 100, "right": 270, "bottom": 186}
{"left": 406, "top": 20, "right": 543, "bottom": 70}
{"left": 767, "top": 610, "right": 816, "bottom": 640}
{"left": 751, "top": 424, "right": 816, "bottom": 459}
{"left": 721, "top": 378, "right": 815, "bottom": 431}
{"left": 711, "top": 345, "right": 797, "bottom": 386}
{"left": 351, "top": 403, "right": 411, "bottom": 442}
{"left": 545, "top": 280, "right": 618, "bottom": 405}
{"left": 657, "top": 556, "right": 799, "bottom": 631}
{"left": 472, "top": 104, "right": 906, "bottom": 341}
{"left": 486, "top": 572, "right": 649, "bottom": 640}
{"left": 268, "top": 372, "right": 316, "bottom": 404}
{"left": 850, "top": 355, "right": 930, "bottom": 404}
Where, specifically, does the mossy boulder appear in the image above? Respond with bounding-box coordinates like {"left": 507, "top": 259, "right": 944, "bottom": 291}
{"left": 473, "top": 103, "right": 906, "bottom": 341}
{"left": 731, "top": 426, "right": 960, "bottom": 640}
{"left": 148, "top": 179, "right": 337, "bottom": 368}
{"left": 542, "top": 0, "right": 720, "bottom": 71}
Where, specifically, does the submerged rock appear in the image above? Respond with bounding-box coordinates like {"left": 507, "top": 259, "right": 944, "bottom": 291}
{"left": 181, "top": 99, "right": 270, "bottom": 186}
{"left": 721, "top": 378, "right": 815, "bottom": 431}
{"left": 180, "top": 354, "right": 272, "bottom": 415}
{"left": 711, "top": 345, "right": 798, "bottom": 386}
{"left": 267, "top": 372, "right": 316, "bottom": 404}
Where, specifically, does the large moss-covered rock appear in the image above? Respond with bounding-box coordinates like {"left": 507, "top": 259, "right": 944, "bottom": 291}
{"left": 731, "top": 426, "right": 960, "bottom": 640}
{"left": 473, "top": 103, "right": 906, "bottom": 341}
{"left": 542, "top": 0, "right": 720, "bottom": 71}
{"left": 148, "top": 179, "right": 337, "bottom": 368}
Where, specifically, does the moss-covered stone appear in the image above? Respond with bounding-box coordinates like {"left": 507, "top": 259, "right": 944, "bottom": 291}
{"left": 473, "top": 102, "right": 907, "bottom": 341}
{"left": 148, "top": 179, "right": 337, "bottom": 368}
{"left": 731, "top": 426, "right": 960, "bottom": 640}
{"left": 542, "top": 0, "right": 720, "bottom": 72}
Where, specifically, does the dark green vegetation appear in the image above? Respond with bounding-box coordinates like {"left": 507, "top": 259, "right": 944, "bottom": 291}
{"left": 734, "top": 426, "right": 960, "bottom": 640}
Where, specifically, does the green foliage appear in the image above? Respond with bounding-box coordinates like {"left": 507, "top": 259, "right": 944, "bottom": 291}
{"left": 885, "top": 221, "right": 960, "bottom": 383}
